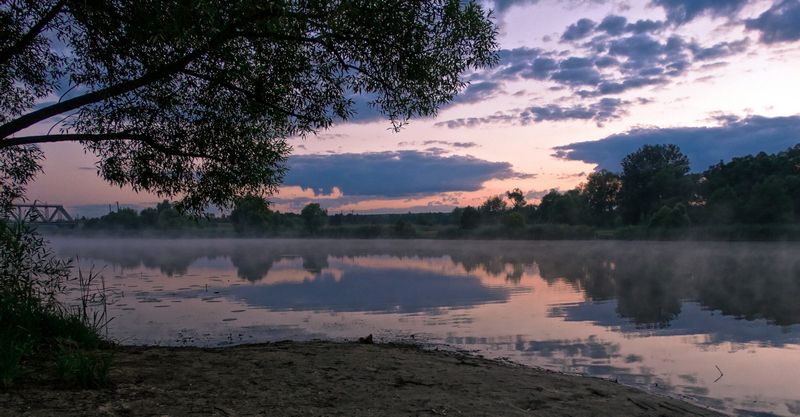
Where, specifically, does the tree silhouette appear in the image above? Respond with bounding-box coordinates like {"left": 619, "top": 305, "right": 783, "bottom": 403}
{"left": 300, "top": 203, "right": 327, "bottom": 234}
{"left": 1, "top": 0, "right": 497, "bottom": 212}
{"left": 618, "top": 144, "right": 693, "bottom": 224}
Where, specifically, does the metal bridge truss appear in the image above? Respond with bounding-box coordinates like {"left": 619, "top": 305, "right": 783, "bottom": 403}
{"left": 4, "top": 204, "right": 75, "bottom": 225}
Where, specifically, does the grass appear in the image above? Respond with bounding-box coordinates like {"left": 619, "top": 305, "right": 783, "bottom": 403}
{"left": 0, "top": 289, "right": 114, "bottom": 389}
{"left": 53, "top": 338, "right": 114, "bottom": 388}
{"left": 0, "top": 221, "right": 115, "bottom": 390}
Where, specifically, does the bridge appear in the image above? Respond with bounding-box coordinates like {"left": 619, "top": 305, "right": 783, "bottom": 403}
{"left": 4, "top": 204, "right": 75, "bottom": 225}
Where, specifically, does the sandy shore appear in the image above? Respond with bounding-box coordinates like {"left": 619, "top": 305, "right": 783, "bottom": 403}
{"left": 1, "top": 341, "right": 724, "bottom": 416}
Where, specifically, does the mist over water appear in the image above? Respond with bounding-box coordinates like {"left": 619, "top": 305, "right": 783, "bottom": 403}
{"left": 50, "top": 238, "right": 800, "bottom": 416}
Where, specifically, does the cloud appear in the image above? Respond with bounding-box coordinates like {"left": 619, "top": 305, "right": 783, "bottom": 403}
{"left": 561, "top": 18, "right": 597, "bottom": 41}
{"left": 450, "top": 81, "right": 505, "bottom": 105}
{"left": 594, "top": 56, "right": 621, "bottom": 68}
{"left": 606, "top": 34, "right": 678, "bottom": 66}
{"left": 497, "top": 47, "right": 544, "bottom": 65}
{"left": 434, "top": 113, "right": 517, "bottom": 129}
{"left": 524, "top": 97, "right": 629, "bottom": 126}
{"left": 478, "top": 31, "right": 709, "bottom": 100}
{"left": 552, "top": 115, "right": 800, "bottom": 172}
{"left": 421, "top": 140, "right": 480, "bottom": 149}
{"left": 461, "top": 6, "right": 752, "bottom": 120}
{"left": 313, "top": 133, "right": 349, "bottom": 141}
{"left": 597, "top": 15, "right": 628, "bottom": 36}
{"left": 592, "top": 15, "right": 665, "bottom": 37}
{"left": 650, "top": 0, "right": 750, "bottom": 25}
{"left": 550, "top": 66, "right": 603, "bottom": 86}
{"left": 625, "top": 19, "right": 665, "bottom": 34}
{"left": 579, "top": 76, "right": 667, "bottom": 97}
{"left": 525, "top": 189, "right": 554, "bottom": 200}
{"left": 342, "top": 93, "right": 384, "bottom": 124}
{"left": 436, "top": 98, "right": 630, "bottom": 128}
{"left": 424, "top": 147, "right": 450, "bottom": 156}
{"left": 744, "top": 0, "right": 800, "bottom": 44}
{"left": 689, "top": 38, "right": 749, "bottom": 60}
{"left": 453, "top": 142, "right": 479, "bottom": 148}
{"left": 490, "top": 0, "right": 542, "bottom": 15}
{"left": 282, "top": 151, "right": 532, "bottom": 197}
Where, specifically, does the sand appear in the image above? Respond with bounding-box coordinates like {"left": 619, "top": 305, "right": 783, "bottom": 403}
{"left": 0, "top": 341, "right": 725, "bottom": 416}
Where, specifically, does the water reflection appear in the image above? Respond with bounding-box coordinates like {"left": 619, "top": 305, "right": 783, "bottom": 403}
{"left": 218, "top": 266, "right": 510, "bottom": 313}
{"left": 48, "top": 238, "right": 800, "bottom": 416}
{"left": 55, "top": 239, "right": 800, "bottom": 327}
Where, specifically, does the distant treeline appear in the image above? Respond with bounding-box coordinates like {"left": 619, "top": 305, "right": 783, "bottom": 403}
{"left": 69, "top": 143, "right": 800, "bottom": 240}
{"left": 442, "top": 143, "right": 800, "bottom": 240}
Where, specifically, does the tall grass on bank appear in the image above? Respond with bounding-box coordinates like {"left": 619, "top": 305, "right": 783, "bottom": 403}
{"left": 1, "top": 220, "right": 114, "bottom": 389}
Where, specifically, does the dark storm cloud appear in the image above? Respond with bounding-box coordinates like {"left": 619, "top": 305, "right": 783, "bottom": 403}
{"left": 650, "top": 0, "right": 751, "bottom": 25}
{"left": 745, "top": 0, "right": 800, "bottom": 44}
{"left": 283, "top": 151, "right": 531, "bottom": 197}
{"left": 436, "top": 98, "right": 630, "bottom": 128}
{"left": 551, "top": 115, "right": 800, "bottom": 172}
{"left": 561, "top": 18, "right": 597, "bottom": 41}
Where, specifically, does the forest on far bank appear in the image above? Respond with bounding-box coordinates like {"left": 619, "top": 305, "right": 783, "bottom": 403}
{"left": 54, "top": 143, "right": 800, "bottom": 241}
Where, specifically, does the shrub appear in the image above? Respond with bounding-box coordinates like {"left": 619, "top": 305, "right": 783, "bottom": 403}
{"left": 502, "top": 212, "right": 526, "bottom": 230}
{"left": 459, "top": 206, "right": 481, "bottom": 229}
{"left": 648, "top": 203, "right": 691, "bottom": 229}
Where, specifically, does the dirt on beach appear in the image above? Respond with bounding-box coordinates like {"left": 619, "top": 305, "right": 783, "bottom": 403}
{"left": 1, "top": 341, "right": 724, "bottom": 416}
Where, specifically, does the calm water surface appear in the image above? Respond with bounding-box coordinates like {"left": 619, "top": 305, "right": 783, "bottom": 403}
{"left": 50, "top": 238, "right": 800, "bottom": 416}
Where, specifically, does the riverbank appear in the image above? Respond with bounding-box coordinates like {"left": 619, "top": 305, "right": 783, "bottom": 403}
{"left": 1, "top": 341, "right": 724, "bottom": 416}
{"left": 42, "top": 222, "right": 800, "bottom": 241}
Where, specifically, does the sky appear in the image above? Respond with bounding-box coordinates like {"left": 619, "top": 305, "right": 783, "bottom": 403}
{"left": 23, "top": 0, "right": 800, "bottom": 218}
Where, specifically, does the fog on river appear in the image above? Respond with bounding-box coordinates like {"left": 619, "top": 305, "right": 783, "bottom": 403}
{"left": 49, "top": 238, "right": 800, "bottom": 416}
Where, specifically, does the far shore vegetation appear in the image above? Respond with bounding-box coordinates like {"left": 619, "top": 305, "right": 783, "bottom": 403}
{"left": 42, "top": 143, "right": 800, "bottom": 241}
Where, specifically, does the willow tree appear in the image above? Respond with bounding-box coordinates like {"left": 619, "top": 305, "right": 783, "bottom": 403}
{"left": 0, "top": 0, "right": 498, "bottom": 212}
